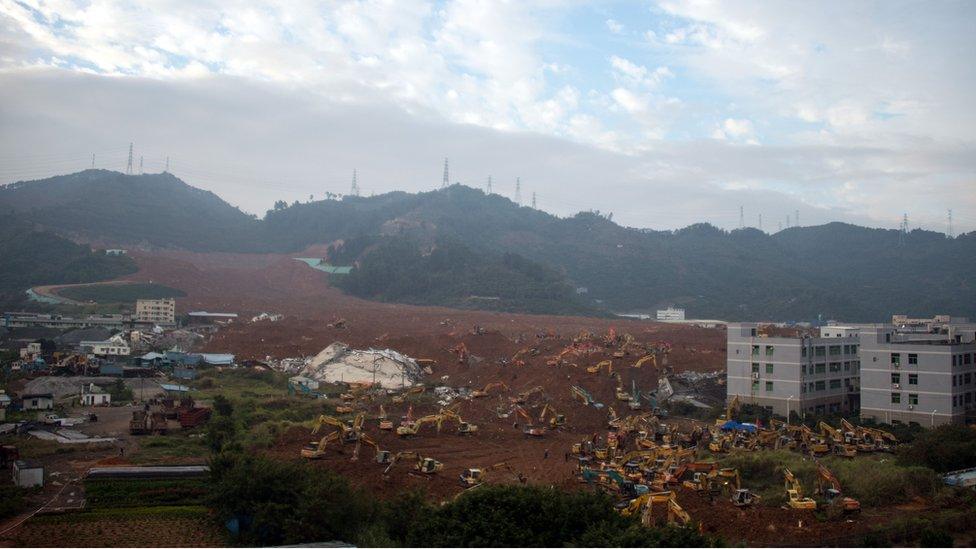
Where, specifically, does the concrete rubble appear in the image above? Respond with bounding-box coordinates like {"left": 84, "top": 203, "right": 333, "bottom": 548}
{"left": 299, "top": 342, "right": 424, "bottom": 390}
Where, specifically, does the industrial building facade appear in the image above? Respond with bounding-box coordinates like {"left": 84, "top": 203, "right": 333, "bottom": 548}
{"left": 727, "top": 317, "right": 976, "bottom": 426}
{"left": 135, "top": 298, "right": 176, "bottom": 325}
{"left": 858, "top": 323, "right": 976, "bottom": 427}
{"left": 726, "top": 323, "right": 860, "bottom": 418}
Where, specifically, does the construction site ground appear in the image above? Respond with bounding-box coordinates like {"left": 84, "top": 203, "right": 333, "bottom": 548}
{"left": 3, "top": 249, "right": 943, "bottom": 546}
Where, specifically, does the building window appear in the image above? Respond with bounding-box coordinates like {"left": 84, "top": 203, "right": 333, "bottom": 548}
{"left": 765, "top": 345, "right": 774, "bottom": 357}
{"left": 908, "top": 374, "right": 918, "bottom": 385}
{"left": 843, "top": 344, "right": 850, "bottom": 354}
{"left": 802, "top": 364, "right": 807, "bottom": 375}
{"left": 908, "top": 353, "right": 918, "bottom": 365}
{"left": 751, "top": 363, "right": 760, "bottom": 373}
{"left": 908, "top": 394, "right": 918, "bottom": 406}
{"left": 765, "top": 381, "right": 774, "bottom": 392}
{"left": 965, "top": 373, "right": 972, "bottom": 384}
{"left": 851, "top": 344, "right": 857, "bottom": 354}
{"left": 891, "top": 373, "right": 901, "bottom": 384}
{"left": 815, "top": 380, "right": 826, "bottom": 391}
{"left": 891, "top": 393, "right": 901, "bottom": 404}
{"left": 752, "top": 345, "right": 759, "bottom": 357}
{"left": 829, "top": 362, "right": 841, "bottom": 372}
{"left": 829, "top": 345, "right": 841, "bottom": 356}
{"left": 953, "top": 395, "right": 958, "bottom": 407}
{"left": 967, "top": 393, "right": 973, "bottom": 404}
{"left": 766, "top": 364, "right": 774, "bottom": 374}
{"left": 815, "top": 346, "right": 826, "bottom": 357}
{"left": 844, "top": 361, "right": 850, "bottom": 371}
{"left": 801, "top": 346, "right": 807, "bottom": 357}
{"left": 966, "top": 354, "right": 973, "bottom": 365}
{"left": 752, "top": 380, "right": 759, "bottom": 391}
{"left": 954, "top": 376, "right": 957, "bottom": 387}
{"left": 953, "top": 355, "right": 958, "bottom": 366}
{"left": 891, "top": 353, "right": 901, "bottom": 365}
{"left": 815, "top": 363, "right": 826, "bottom": 374}
{"left": 829, "top": 379, "right": 841, "bottom": 389}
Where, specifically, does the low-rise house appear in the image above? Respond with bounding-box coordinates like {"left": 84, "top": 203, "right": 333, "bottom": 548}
{"left": 80, "top": 383, "right": 111, "bottom": 406}
{"left": 13, "top": 460, "right": 44, "bottom": 487}
{"left": 21, "top": 393, "right": 54, "bottom": 410}
{"left": 80, "top": 333, "right": 130, "bottom": 357}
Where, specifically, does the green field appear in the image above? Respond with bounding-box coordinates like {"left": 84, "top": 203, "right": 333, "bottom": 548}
{"left": 57, "top": 282, "right": 185, "bottom": 303}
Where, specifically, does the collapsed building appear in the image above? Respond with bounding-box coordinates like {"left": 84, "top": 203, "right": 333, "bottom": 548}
{"left": 300, "top": 342, "right": 425, "bottom": 390}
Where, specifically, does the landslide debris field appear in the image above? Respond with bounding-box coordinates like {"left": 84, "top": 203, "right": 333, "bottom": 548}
{"left": 112, "top": 250, "right": 913, "bottom": 545}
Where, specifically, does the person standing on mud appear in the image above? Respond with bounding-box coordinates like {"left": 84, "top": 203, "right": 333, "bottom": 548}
{"left": 544, "top": 448, "right": 549, "bottom": 459}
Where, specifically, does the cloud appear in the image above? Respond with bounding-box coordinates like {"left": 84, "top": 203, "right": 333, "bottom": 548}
{"left": 606, "top": 19, "right": 623, "bottom": 34}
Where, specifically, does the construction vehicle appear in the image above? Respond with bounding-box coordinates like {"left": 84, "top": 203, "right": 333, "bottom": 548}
{"left": 620, "top": 491, "right": 691, "bottom": 527}
{"left": 470, "top": 381, "right": 509, "bottom": 398}
{"left": 570, "top": 385, "right": 604, "bottom": 409}
{"left": 587, "top": 360, "right": 614, "bottom": 375}
{"left": 783, "top": 468, "right": 817, "bottom": 510}
{"left": 633, "top": 354, "right": 657, "bottom": 369}
{"left": 450, "top": 342, "right": 469, "bottom": 364}
{"left": 440, "top": 409, "right": 479, "bottom": 435}
{"left": 514, "top": 386, "right": 545, "bottom": 404}
{"left": 614, "top": 373, "right": 631, "bottom": 402}
{"left": 538, "top": 403, "right": 566, "bottom": 428}
{"left": 815, "top": 463, "right": 860, "bottom": 513}
{"left": 302, "top": 413, "right": 368, "bottom": 459}
{"left": 513, "top": 405, "right": 546, "bottom": 437}
{"left": 715, "top": 394, "right": 740, "bottom": 426}
{"left": 378, "top": 405, "right": 394, "bottom": 430}
{"left": 510, "top": 348, "right": 531, "bottom": 367}
{"left": 712, "top": 468, "right": 759, "bottom": 506}
{"left": 459, "top": 462, "right": 525, "bottom": 488}
{"left": 396, "top": 414, "right": 445, "bottom": 437}
{"left": 384, "top": 451, "right": 443, "bottom": 475}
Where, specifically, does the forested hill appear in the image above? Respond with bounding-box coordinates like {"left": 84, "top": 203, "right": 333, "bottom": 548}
{"left": 3, "top": 171, "right": 974, "bottom": 321}
{"left": 0, "top": 216, "right": 137, "bottom": 305}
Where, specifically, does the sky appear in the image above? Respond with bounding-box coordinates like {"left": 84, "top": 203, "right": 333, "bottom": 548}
{"left": 0, "top": 0, "right": 973, "bottom": 233}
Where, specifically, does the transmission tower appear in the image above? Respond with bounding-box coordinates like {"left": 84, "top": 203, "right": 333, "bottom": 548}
{"left": 531, "top": 192, "right": 537, "bottom": 209}
{"left": 350, "top": 169, "right": 360, "bottom": 196}
{"left": 739, "top": 205, "right": 744, "bottom": 229}
{"left": 139, "top": 156, "right": 144, "bottom": 174}
{"left": 91, "top": 153, "right": 95, "bottom": 169}
{"left": 948, "top": 209, "right": 954, "bottom": 238}
{"left": 795, "top": 209, "right": 800, "bottom": 227}
{"left": 758, "top": 214, "right": 763, "bottom": 232}
{"left": 486, "top": 175, "right": 492, "bottom": 194}
{"left": 786, "top": 214, "right": 791, "bottom": 229}
{"left": 126, "top": 143, "right": 133, "bottom": 174}
{"left": 899, "top": 213, "right": 909, "bottom": 246}
{"left": 165, "top": 156, "right": 170, "bottom": 172}
{"left": 515, "top": 177, "right": 522, "bottom": 205}
{"left": 442, "top": 158, "right": 449, "bottom": 189}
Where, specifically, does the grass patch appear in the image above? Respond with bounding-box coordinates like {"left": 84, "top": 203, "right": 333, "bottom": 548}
{"left": 57, "top": 282, "right": 185, "bottom": 303}
{"left": 719, "top": 450, "right": 816, "bottom": 507}
{"left": 30, "top": 505, "right": 211, "bottom": 524}
{"left": 129, "top": 434, "right": 208, "bottom": 464}
{"left": 85, "top": 479, "right": 209, "bottom": 508}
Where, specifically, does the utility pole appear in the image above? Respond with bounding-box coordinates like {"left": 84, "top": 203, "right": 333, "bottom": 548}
{"left": 126, "top": 142, "right": 133, "bottom": 174}
{"left": 442, "top": 158, "right": 449, "bottom": 189}
{"left": 515, "top": 177, "right": 522, "bottom": 206}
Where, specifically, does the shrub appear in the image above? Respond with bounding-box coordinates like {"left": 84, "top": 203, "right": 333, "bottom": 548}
{"left": 826, "top": 457, "right": 938, "bottom": 507}
{"left": 897, "top": 424, "right": 976, "bottom": 473}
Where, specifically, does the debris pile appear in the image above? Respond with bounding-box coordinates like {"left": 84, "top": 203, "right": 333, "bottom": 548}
{"left": 251, "top": 312, "right": 284, "bottom": 322}
{"left": 300, "top": 342, "right": 424, "bottom": 389}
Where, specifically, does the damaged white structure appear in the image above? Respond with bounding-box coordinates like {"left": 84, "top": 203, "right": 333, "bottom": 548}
{"left": 301, "top": 342, "right": 424, "bottom": 389}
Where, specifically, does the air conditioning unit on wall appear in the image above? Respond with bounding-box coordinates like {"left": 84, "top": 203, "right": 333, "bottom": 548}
{"left": 752, "top": 372, "right": 760, "bottom": 379}
{"left": 907, "top": 405, "right": 914, "bottom": 410}
{"left": 893, "top": 383, "right": 900, "bottom": 389}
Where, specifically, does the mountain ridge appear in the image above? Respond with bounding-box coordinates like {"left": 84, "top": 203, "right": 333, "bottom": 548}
{"left": 2, "top": 170, "right": 972, "bottom": 321}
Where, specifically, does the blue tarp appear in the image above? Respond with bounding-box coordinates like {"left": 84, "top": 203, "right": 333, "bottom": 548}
{"left": 720, "top": 420, "right": 758, "bottom": 433}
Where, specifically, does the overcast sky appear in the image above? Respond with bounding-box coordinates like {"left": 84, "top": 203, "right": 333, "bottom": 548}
{"left": 1, "top": 1, "right": 973, "bottom": 233}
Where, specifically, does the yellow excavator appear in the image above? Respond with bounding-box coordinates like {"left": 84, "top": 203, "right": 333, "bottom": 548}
{"left": 783, "top": 468, "right": 817, "bottom": 509}
{"left": 819, "top": 421, "right": 857, "bottom": 458}
{"left": 538, "top": 403, "right": 566, "bottom": 428}
{"left": 714, "top": 468, "right": 759, "bottom": 506}
{"left": 715, "top": 395, "right": 740, "bottom": 426}
{"left": 514, "top": 386, "right": 545, "bottom": 404}
{"left": 815, "top": 463, "right": 860, "bottom": 513}
{"left": 587, "top": 360, "right": 614, "bottom": 375}
{"left": 440, "top": 409, "right": 479, "bottom": 435}
{"left": 633, "top": 354, "right": 657, "bottom": 369}
{"left": 384, "top": 451, "right": 443, "bottom": 475}
{"left": 395, "top": 414, "right": 443, "bottom": 437}
{"left": 459, "top": 461, "right": 526, "bottom": 488}
{"left": 515, "top": 405, "right": 546, "bottom": 438}
{"left": 614, "top": 373, "right": 632, "bottom": 402}
{"left": 301, "top": 413, "right": 366, "bottom": 459}
{"left": 620, "top": 491, "right": 691, "bottom": 527}
{"left": 378, "top": 405, "right": 394, "bottom": 431}
{"left": 470, "top": 381, "right": 509, "bottom": 398}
